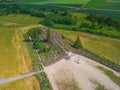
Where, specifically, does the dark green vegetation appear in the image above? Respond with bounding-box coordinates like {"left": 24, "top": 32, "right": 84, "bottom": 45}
{"left": 36, "top": 72, "right": 52, "bottom": 90}
{"left": 27, "top": 28, "right": 49, "bottom": 53}
{"left": 0, "top": 4, "right": 45, "bottom": 18}
{"left": 98, "top": 66, "right": 120, "bottom": 86}
{"left": 24, "top": 34, "right": 42, "bottom": 71}
{"left": 24, "top": 27, "right": 55, "bottom": 90}
{"left": 25, "top": 27, "right": 63, "bottom": 65}
{"left": 41, "top": 11, "right": 120, "bottom": 39}
{"left": 73, "top": 36, "right": 83, "bottom": 49}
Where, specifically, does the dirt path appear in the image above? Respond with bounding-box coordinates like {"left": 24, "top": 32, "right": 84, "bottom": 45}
{"left": 44, "top": 52, "right": 120, "bottom": 90}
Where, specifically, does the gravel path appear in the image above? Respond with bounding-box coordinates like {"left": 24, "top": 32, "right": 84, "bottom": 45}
{"left": 0, "top": 71, "right": 43, "bottom": 85}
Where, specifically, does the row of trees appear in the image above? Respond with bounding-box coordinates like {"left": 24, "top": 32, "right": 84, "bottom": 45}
{"left": 40, "top": 14, "right": 76, "bottom": 27}
{"left": 86, "top": 14, "right": 120, "bottom": 31}
{"left": 0, "top": 4, "right": 45, "bottom": 18}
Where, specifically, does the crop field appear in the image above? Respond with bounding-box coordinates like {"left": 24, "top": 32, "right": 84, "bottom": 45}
{"left": 78, "top": 9, "right": 120, "bottom": 19}
{"left": 0, "top": 15, "right": 40, "bottom": 90}
{"left": 18, "top": 0, "right": 89, "bottom": 4}
{"left": 52, "top": 29, "right": 120, "bottom": 65}
{"left": 16, "top": 0, "right": 120, "bottom": 19}
{"left": 95, "top": 0, "right": 120, "bottom": 11}
{"left": 19, "top": 4, "right": 83, "bottom": 11}
{"left": 78, "top": 0, "right": 120, "bottom": 19}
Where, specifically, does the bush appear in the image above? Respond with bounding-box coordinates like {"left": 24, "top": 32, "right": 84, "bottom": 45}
{"left": 34, "top": 41, "right": 49, "bottom": 53}
{"left": 27, "top": 28, "right": 41, "bottom": 41}
{"left": 73, "top": 36, "right": 82, "bottom": 49}
{"left": 40, "top": 19, "right": 53, "bottom": 27}
{"left": 86, "top": 14, "right": 120, "bottom": 30}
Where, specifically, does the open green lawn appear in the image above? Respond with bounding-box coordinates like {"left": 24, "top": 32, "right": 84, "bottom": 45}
{"left": 52, "top": 29, "right": 120, "bottom": 65}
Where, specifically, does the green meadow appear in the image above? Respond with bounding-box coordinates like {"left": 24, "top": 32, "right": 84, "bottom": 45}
{"left": 52, "top": 29, "right": 120, "bottom": 65}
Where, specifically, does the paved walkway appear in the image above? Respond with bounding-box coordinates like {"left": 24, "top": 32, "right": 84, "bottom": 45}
{"left": 0, "top": 70, "right": 43, "bottom": 85}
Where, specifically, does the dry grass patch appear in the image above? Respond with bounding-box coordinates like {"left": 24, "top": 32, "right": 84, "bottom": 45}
{"left": 0, "top": 26, "right": 40, "bottom": 90}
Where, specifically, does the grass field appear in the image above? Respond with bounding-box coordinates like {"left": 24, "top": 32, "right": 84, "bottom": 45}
{"left": 0, "top": 15, "right": 40, "bottom": 90}
{"left": 0, "top": 14, "right": 40, "bottom": 25}
{"left": 85, "top": 0, "right": 107, "bottom": 8}
{"left": 52, "top": 29, "right": 120, "bottom": 65}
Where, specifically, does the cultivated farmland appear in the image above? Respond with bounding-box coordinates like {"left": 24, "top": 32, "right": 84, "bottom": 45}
{"left": 85, "top": 0, "right": 107, "bottom": 8}
{"left": 96, "top": 0, "right": 120, "bottom": 11}
{"left": 0, "top": 15, "right": 40, "bottom": 90}
{"left": 17, "top": 0, "right": 90, "bottom": 4}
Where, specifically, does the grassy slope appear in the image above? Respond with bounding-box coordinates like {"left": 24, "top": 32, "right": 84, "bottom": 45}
{"left": 52, "top": 29, "right": 120, "bottom": 65}
{"left": 0, "top": 15, "right": 40, "bottom": 90}
{"left": 85, "top": 0, "right": 107, "bottom": 8}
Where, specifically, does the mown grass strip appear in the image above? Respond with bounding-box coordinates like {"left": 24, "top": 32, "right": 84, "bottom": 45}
{"left": 97, "top": 66, "right": 120, "bottom": 86}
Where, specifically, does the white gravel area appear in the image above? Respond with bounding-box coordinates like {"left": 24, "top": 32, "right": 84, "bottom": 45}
{"left": 44, "top": 52, "right": 120, "bottom": 90}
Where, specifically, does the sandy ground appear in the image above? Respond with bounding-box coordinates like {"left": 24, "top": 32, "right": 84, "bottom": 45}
{"left": 44, "top": 52, "right": 120, "bottom": 90}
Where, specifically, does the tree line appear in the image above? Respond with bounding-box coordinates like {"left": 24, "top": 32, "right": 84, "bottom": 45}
{"left": 86, "top": 14, "right": 120, "bottom": 31}
{"left": 0, "top": 4, "right": 45, "bottom": 18}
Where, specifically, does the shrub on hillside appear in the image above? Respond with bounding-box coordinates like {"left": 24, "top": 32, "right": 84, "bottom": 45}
{"left": 73, "top": 35, "right": 82, "bottom": 49}
{"left": 40, "top": 19, "right": 53, "bottom": 27}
